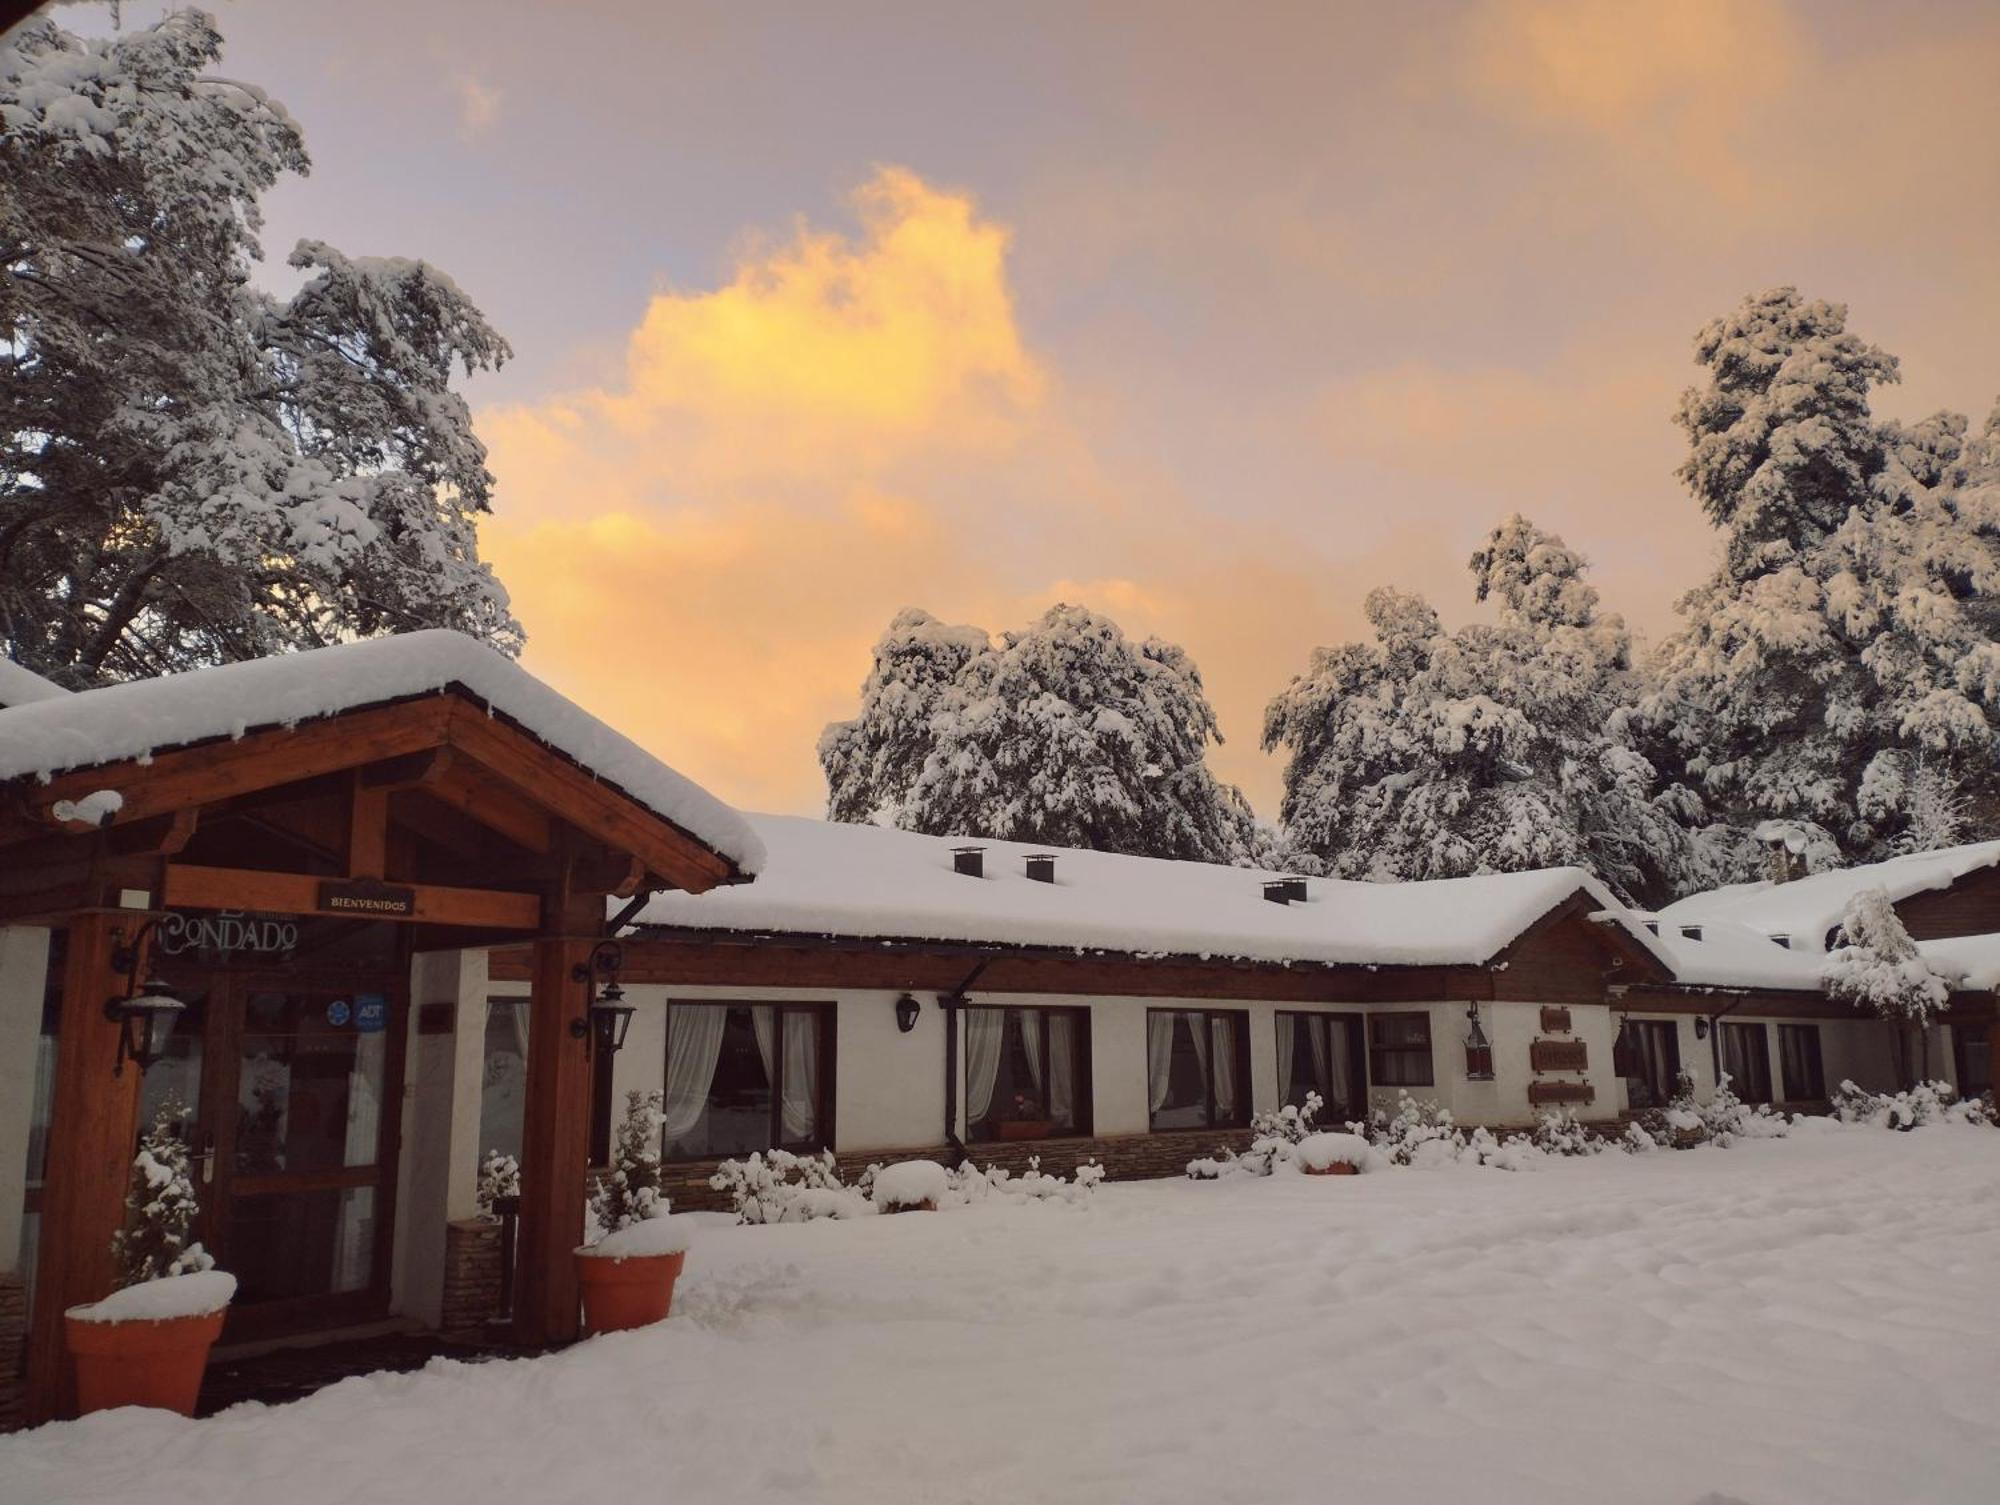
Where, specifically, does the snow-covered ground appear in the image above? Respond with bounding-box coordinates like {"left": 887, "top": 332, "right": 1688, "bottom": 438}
{"left": 6, "top": 1129, "right": 1997, "bottom": 1505}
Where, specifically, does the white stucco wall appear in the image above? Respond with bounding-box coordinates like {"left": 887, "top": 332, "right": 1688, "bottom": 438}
{"left": 0, "top": 926, "right": 51, "bottom": 1275}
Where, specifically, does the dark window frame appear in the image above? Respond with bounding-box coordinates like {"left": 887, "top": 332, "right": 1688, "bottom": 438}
{"left": 1718, "top": 1020, "right": 1773, "bottom": 1104}
{"left": 1620, "top": 1018, "right": 1683, "bottom": 1110}
{"left": 1953, "top": 1021, "right": 1993, "bottom": 1098}
{"left": 1146, "top": 1008, "right": 1252, "bottom": 1132}
{"left": 1367, "top": 1011, "right": 1435, "bottom": 1088}
{"left": 965, "top": 1004, "right": 1093, "bottom": 1142}
{"left": 656, "top": 1000, "right": 837, "bottom": 1164}
{"left": 1274, "top": 1010, "right": 1368, "bottom": 1120}
{"left": 1776, "top": 1023, "right": 1826, "bottom": 1102}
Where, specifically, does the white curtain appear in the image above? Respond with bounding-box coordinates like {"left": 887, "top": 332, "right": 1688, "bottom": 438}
{"left": 964, "top": 1007, "right": 1005, "bottom": 1128}
{"left": 780, "top": 1011, "right": 819, "bottom": 1142}
{"left": 1310, "top": 1017, "right": 1333, "bottom": 1099}
{"left": 507, "top": 998, "right": 530, "bottom": 1060}
{"left": 1147, "top": 1013, "right": 1176, "bottom": 1112}
{"left": 750, "top": 1005, "right": 777, "bottom": 1086}
{"left": 1020, "top": 1010, "right": 1044, "bottom": 1092}
{"left": 1191, "top": 1012, "right": 1209, "bottom": 1088}
{"left": 662, "top": 1005, "right": 729, "bottom": 1141}
{"left": 1210, "top": 1016, "right": 1237, "bottom": 1119}
{"left": 1276, "top": 1014, "right": 1297, "bottom": 1100}
{"left": 1048, "top": 1013, "right": 1075, "bottom": 1127}
{"left": 343, "top": 1030, "right": 385, "bottom": 1167}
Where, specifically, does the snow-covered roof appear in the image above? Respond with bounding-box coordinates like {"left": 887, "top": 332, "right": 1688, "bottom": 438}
{"left": 1639, "top": 917, "right": 1826, "bottom": 992}
{"left": 1658, "top": 839, "right": 2000, "bottom": 954}
{"left": 0, "top": 631, "right": 764, "bottom": 875}
{"left": 0, "top": 658, "right": 72, "bottom": 709}
{"left": 629, "top": 813, "right": 1667, "bottom": 971}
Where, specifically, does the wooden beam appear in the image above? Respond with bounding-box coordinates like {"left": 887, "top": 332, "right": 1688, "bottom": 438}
{"left": 443, "top": 700, "right": 735, "bottom": 892}
{"left": 27, "top": 912, "right": 143, "bottom": 1421}
{"left": 160, "top": 864, "right": 541, "bottom": 930}
{"left": 419, "top": 760, "right": 552, "bottom": 855}
{"left": 2, "top": 699, "right": 455, "bottom": 849}
{"left": 360, "top": 747, "right": 454, "bottom": 791}
{"left": 513, "top": 878, "right": 602, "bottom": 1347}
{"left": 347, "top": 777, "right": 389, "bottom": 880}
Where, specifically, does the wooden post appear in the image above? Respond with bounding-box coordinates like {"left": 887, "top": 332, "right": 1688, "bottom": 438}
{"left": 25, "top": 910, "right": 143, "bottom": 1422}
{"left": 511, "top": 898, "right": 598, "bottom": 1347}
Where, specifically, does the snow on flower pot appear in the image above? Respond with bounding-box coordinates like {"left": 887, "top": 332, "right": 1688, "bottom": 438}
{"left": 1296, "top": 1132, "right": 1370, "bottom": 1177}
{"left": 64, "top": 1270, "right": 236, "bottom": 1416}
{"left": 872, "top": 1159, "right": 949, "bottom": 1213}
{"left": 574, "top": 1217, "right": 692, "bottom": 1336}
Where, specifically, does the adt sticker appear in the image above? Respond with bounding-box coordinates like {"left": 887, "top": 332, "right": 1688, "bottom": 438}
{"left": 356, "top": 993, "right": 388, "bottom": 1034}
{"left": 326, "top": 998, "right": 352, "bottom": 1027}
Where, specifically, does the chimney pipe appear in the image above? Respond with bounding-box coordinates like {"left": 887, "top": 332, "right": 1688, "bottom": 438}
{"left": 1262, "top": 880, "right": 1292, "bottom": 905}
{"left": 1025, "top": 854, "right": 1055, "bottom": 883}
{"left": 951, "top": 846, "right": 985, "bottom": 878}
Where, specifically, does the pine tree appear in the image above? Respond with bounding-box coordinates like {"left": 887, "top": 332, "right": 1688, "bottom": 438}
{"left": 1822, "top": 887, "right": 1951, "bottom": 1085}
{"left": 590, "top": 1090, "right": 667, "bottom": 1234}
{"left": 1, "top": 10, "right": 520, "bottom": 686}
{"left": 1644, "top": 289, "right": 2000, "bottom": 874}
{"left": 111, "top": 1096, "right": 213, "bottom": 1286}
{"left": 1264, "top": 516, "right": 1693, "bottom": 902}
{"left": 821, "top": 603, "right": 1257, "bottom": 863}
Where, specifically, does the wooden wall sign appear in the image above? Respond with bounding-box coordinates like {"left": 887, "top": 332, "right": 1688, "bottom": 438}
{"left": 317, "top": 880, "right": 417, "bottom": 917}
{"left": 1530, "top": 1038, "right": 1589, "bottom": 1073}
{"left": 1527, "top": 1080, "right": 1594, "bottom": 1107}
{"left": 1540, "top": 1006, "right": 1573, "bottom": 1033}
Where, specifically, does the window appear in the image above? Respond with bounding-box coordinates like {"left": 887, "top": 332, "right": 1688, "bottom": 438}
{"left": 1718, "top": 1021, "right": 1773, "bottom": 1104}
{"left": 1952, "top": 1022, "right": 1992, "bottom": 1099}
{"left": 1275, "top": 1012, "right": 1366, "bottom": 1122}
{"left": 1368, "top": 1012, "right": 1434, "bottom": 1088}
{"left": 1146, "top": 1010, "right": 1250, "bottom": 1131}
{"left": 1777, "top": 1024, "right": 1826, "bottom": 1101}
{"left": 481, "top": 997, "right": 531, "bottom": 1168}
{"left": 1619, "top": 1019, "right": 1682, "bottom": 1110}
{"left": 661, "top": 1003, "right": 833, "bottom": 1161}
{"left": 964, "top": 1007, "right": 1090, "bottom": 1141}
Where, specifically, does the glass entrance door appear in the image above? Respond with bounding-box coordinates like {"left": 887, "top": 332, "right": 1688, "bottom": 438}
{"left": 148, "top": 961, "right": 405, "bottom": 1340}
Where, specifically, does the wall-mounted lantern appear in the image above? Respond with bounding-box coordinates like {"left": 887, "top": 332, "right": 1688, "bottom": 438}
{"left": 106, "top": 920, "right": 185, "bottom": 1077}
{"left": 1693, "top": 1016, "right": 1710, "bottom": 1041}
{"left": 894, "top": 993, "right": 922, "bottom": 1033}
{"left": 1463, "top": 1001, "right": 1494, "bottom": 1081}
{"left": 569, "top": 940, "right": 634, "bottom": 1058}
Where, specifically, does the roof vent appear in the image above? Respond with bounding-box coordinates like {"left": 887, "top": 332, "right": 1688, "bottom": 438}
{"left": 1262, "top": 880, "right": 1293, "bottom": 905}
{"left": 1680, "top": 924, "right": 1703, "bottom": 942}
{"left": 1024, "top": 853, "right": 1056, "bottom": 883}
{"left": 1282, "top": 876, "right": 1308, "bottom": 902}
{"left": 1643, "top": 920, "right": 1660, "bottom": 936}
{"left": 1771, "top": 933, "right": 1791, "bottom": 950}
{"left": 951, "top": 846, "right": 985, "bottom": 878}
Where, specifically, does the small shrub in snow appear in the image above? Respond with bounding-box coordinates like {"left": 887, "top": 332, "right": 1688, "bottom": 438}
{"left": 1362, "top": 1093, "right": 1467, "bottom": 1167}
{"left": 711, "top": 1149, "right": 872, "bottom": 1224}
{"left": 873, "top": 1159, "right": 950, "bottom": 1211}
{"left": 112, "top": 1097, "right": 214, "bottom": 1285}
{"left": 1296, "top": 1132, "right": 1370, "bottom": 1173}
{"left": 1527, "top": 1109, "right": 1611, "bottom": 1157}
{"left": 476, "top": 1150, "right": 520, "bottom": 1220}
{"left": 1831, "top": 1079, "right": 1995, "bottom": 1130}
{"left": 1699, "top": 1074, "right": 1789, "bottom": 1145}
{"left": 946, "top": 1155, "right": 1105, "bottom": 1206}
{"left": 1635, "top": 1070, "right": 1710, "bottom": 1149}
{"left": 1187, "top": 1091, "right": 1324, "bottom": 1178}
{"left": 590, "top": 1090, "right": 668, "bottom": 1235}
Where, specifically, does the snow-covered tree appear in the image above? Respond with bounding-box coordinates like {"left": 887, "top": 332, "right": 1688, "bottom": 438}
{"left": 590, "top": 1090, "right": 666, "bottom": 1234}
{"left": 819, "top": 607, "right": 991, "bottom": 825}
{"left": 820, "top": 603, "right": 1257, "bottom": 863}
{"left": 1644, "top": 289, "right": 2000, "bottom": 874}
{"left": 1264, "top": 516, "right": 1695, "bottom": 902}
{"left": 1822, "top": 886, "right": 1952, "bottom": 1085}
{"left": 1, "top": 10, "right": 520, "bottom": 687}
{"left": 111, "top": 1096, "right": 213, "bottom": 1286}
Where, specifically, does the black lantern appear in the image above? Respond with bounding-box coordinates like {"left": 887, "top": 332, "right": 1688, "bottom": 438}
{"left": 894, "top": 993, "right": 922, "bottom": 1033}
{"left": 105, "top": 919, "right": 184, "bottom": 1076}
{"left": 1693, "top": 1016, "right": 1710, "bottom": 1040}
{"left": 1463, "top": 1001, "right": 1494, "bottom": 1081}
{"left": 569, "top": 940, "right": 633, "bottom": 1058}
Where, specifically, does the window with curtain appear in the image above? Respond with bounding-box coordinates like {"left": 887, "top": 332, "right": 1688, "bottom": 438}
{"left": 1146, "top": 1009, "right": 1250, "bottom": 1131}
{"left": 1777, "top": 1024, "right": 1826, "bottom": 1101}
{"left": 479, "top": 997, "right": 531, "bottom": 1168}
{"left": 1367, "top": 1013, "right": 1434, "bottom": 1087}
{"left": 1275, "top": 1011, "right": 1365, "bottom": 1122}
{"left": 1718, "top": 1022, "right": 1773, "bottom": 1103}
{"left": 661, "top": 1002, "right": 832, "bottom": 1160}
{"left": 1953, "top": 1022, "right": 1993, "bottom": 1099}
{"left": 964, "top": 1006, "right": 1090, "bottom": 1142}
{"left": 1620, "top": 1018, "right": 1682, "bottom": 1109}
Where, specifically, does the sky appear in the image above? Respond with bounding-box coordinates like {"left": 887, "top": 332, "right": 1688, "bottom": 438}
{"left": 55, "top": 0, "right": 2000, "bottom": 819}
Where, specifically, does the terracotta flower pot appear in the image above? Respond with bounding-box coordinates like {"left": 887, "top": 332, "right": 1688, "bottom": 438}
{"left": 1302, "top": 1161, "right": 1360, "bottom": 1176}
{"left": 575, "top": 1248, "right": 685, "bottom": 1336}
{"left": 65, "top": 1307, "right": 227, "bottom": 1416}
{"left": 879, "top": 1198, "right": 937, "bottom": 1213}
{"left": 997, "top": 1120, "right": 1053, "bottom": 1141}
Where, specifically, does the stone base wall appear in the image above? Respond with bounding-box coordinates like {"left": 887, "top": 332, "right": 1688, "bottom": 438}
{"left": 0, "top": 1271, "right": 26, "bottom": 1434}
{"left": 439, "top": 1219, "right": 504, "bottom": 1336}
{"left": 662, "top": 1127, "right": 1260, "bottom": 1213}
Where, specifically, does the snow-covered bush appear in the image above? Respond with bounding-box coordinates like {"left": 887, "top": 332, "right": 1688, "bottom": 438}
{"left": 712, "top": 1148, "right": 871, "bottom": 1224}
{"left": 1822, "top": 889, "right": 1954, "bottom": 1083}
{"left": 1296, "top": 1132, "right": 1371, "bottom": 1173}
{"left": 1186, "top": 1091, "right": 1324, "bottom": 1178}
{"left": 1699, "top": 1074, "right": 1790, "bottom": 1144}
{"left": 589, "top": 1090, "right": 667, "bottom": 1235}
{"left": 1831, "top": 1079, "right": 1995, "bottom": 1130}
{"left": 112, "top": 1097, "right": 214, "bottom": 1285}
{"left": 946, "top": 1156, "right": 1105, "bottom": 1206}
{"left": 1527, "top": 1109, "right": 1611, "bottom": 1157}
{"left": 476, "top": 1150, "right": 520, "bottom": 1220}
{"left": 1634, "top": 1070, "right": 1710, "bottom": 1149}
{"left": 1361, "top": 1093, "right": 1467, "bottom": 1167}
{"left": 873, "top": 1159, "right": 950, "bottom": 1211}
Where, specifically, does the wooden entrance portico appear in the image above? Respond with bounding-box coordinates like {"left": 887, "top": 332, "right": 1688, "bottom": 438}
{"left": 1, "top": 685, "right": 749, "bottom": 1421}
